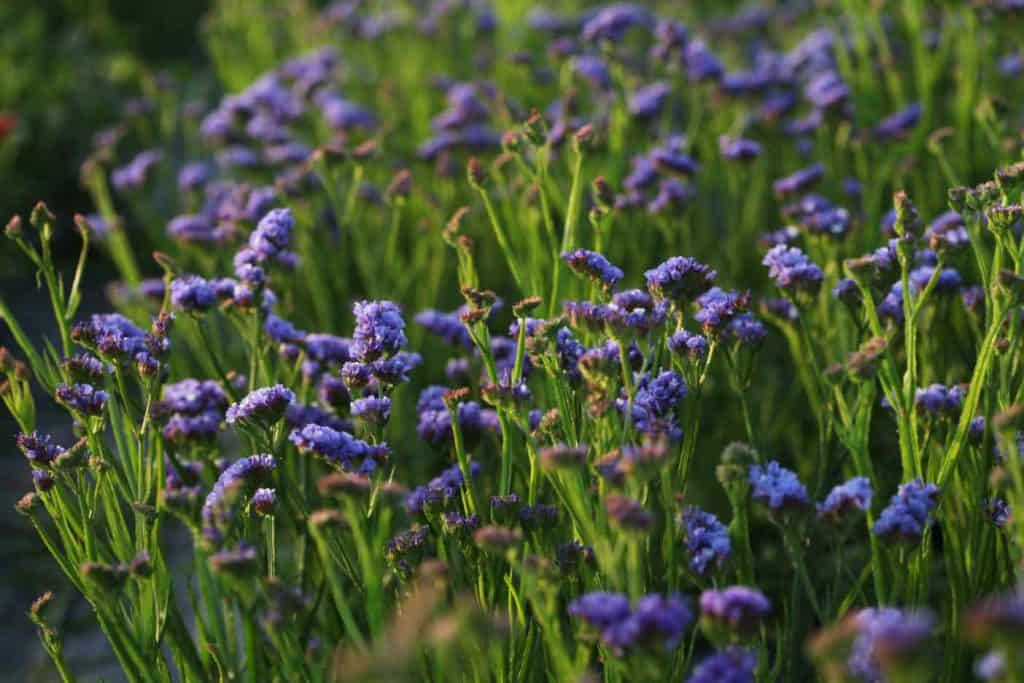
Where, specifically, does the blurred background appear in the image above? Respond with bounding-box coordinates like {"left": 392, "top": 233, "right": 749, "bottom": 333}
{"left": 1, "top": 1, "right": 207, "bottom": 679}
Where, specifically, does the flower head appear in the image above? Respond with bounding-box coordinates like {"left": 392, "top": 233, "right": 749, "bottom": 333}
{"left": 226, "top": 385, "right": 295, "bottom": 428}
{"left": 873, "top": 479, "right": 939, "bottom": 542}
{"left": 748, "top": 461, "right": 809, "bottom": 510}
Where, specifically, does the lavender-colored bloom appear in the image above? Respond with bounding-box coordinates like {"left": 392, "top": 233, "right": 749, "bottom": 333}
{"left": 606, "top": 494, "right": 654, "bottom": 531}
{"left": 719, "top": 135, "right": 762, "bottom": 161}
{"left": 371, "top": 352, "right": 421, "bottom": 385}
{"left": 685, "top": 40, "right": 723, "bottom": 82}
{"left": 687, "top": 648, "right": 756, "bottom": 683}
{"left": 849, "top": 608, "right": 935, "bottom": 681}
{"left": 290, "top": 422, "right": 387, "bottom": 472}
{"left": 226, "top": 385, "right": 295, "bottom": 427}
{"left": 168, "top": 214, "right": 218, "bottom": 245}
{"left": 55, "top": 383, "right": 108, "bottom": 416}
{"left": 202, "top": 454, "right": 277, "bottom": 532}
{"left": 32, "top": 469, "right": 55, "bottom": 491}
{"left": 603, "top": 594, "right": 693, "bottom": 654}
{"left": 681, "top": 507, "right": 730, "bottom": 575}
{"left": 178, "top": 162, "right": 212, "bottom": 192}
{"left": 763, "top": 245, "right": 824, "bottom": 295}
{"left": 773, "top": 163, "right": 823, "bottom": 199}
{"left": 817, "top": 477, "right": 873, "bottom": 522}
{"left": 16, "top": 432, "right": 65, "bottom": 465}
{"left": 724, "top": 313, "right": 767, "bottom": 347}
{"left": 647, "top": 179, "right": 694, "bottom": 215}
{"left": 976, "top": 651, "right": 1006, "bottom": 681}
{"left": 644, "top": 256, "right": 717, "bottom": 304}
{"left": 217, "top": 146, "right": 261, "bottom": 169}
{"left": 914, "top": 383, "right": 964, "bottom": 417}
{"left": 405, "top": 461, "right": 483, "bottom": 515}
{"left": 62, "top": 353, "right": 111, "bottom": 384}
{"left": 749, "top": 461, "right": 809, "bottom": 510}
{"left": 605, "top": 289, "right": 668, "bottom": 336}
{"left": 415, "top": 308, "right": 474, "bottom": 349}
{"left": 628, "top": 82, "right": 671, "bottom": 120}
{"left": 580, "top": 4, "right": 651, "bottom": 43}
{"left": 833, "top": 278, "right": 860, "bottom": 307}
{"left": 265, "top": 315, "right": 304, "bottom": 344}
{"left": 669, "top": 329, "right": 709, "bottom": 360}
{"left": 695, "top": 288, "right": 749, "bottom": 333}
{"left": 875, "top": 103, "right": 922, "bottom": 141}
{"left": 562, "top": 249, "right": 624, "bottom": 289}
{"left": 908, "top": 265, "right": 962, "bottom": 294}
{"left": 568, "top": 591, "right": 632, "bottom": 630}
{"left": 873, "top": 479, "right": 939, "bottom": 542}
{"left": 651, "top": 148, "right": 699, "bottom": 177}
{"left": 112, "top": 150, "right": 163, "bottom": 191}
{"left": 699, "top": 586, "right": 772, "bottom": 633}
{"left": 170, "top": 275, "right": 218, "bottom": 312}
{"left": 251, "top": 487, "right": 276, "bottom": 515}
{"left": 351, "top": 300, "right": 407, "bottom": 361}
{"left": 162, "top": 412, "right": 222, "bottom": 444}
{"left": 573, "top": 55, "right": 611, "bottom": 90}
{"left": 804, "top": 70, "right": 849, "bottom": 110}
{"left": 351, "top": 396, "right": 391, "bottom": 425}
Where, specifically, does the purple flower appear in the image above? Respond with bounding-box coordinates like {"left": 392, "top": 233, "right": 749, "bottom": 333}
{"left": 719, "top": 136, "right": 762, "bottom": 161}
{"left": 405, "top": 461, "right": 483, "bottom": 515}
{"left": 415, "top": 308, "right": 474, "bottom": 349}
{"left": 350, "top": 396, "right": 391, "bottom": 425}
{"left": 251, "top": 487, "right": 276, "bottom": 515}
{"left": 568, "top": 591, "right": 632, "bottom": 630}
{"left": 112, "top": 149, "right": 163, "bottom": 191}
{"left": 817, "top": 477, "right": 873, "bottom": 522}
{"left": 647, "top": 179, "right": 695, "bottom": 215}
{"left": 202, "top": 454, "right": 276, "bottom": 534}
{"left": 178, "top": 162, "right": 212, "bottom": 192}
{"left": 16, "top": 432, "right": 65, "bottom": 466}
{"left": 849, "top": 608, "right": 935, "bottom": 681}
{"left": 606, "top": 494, "right": 654, "bottom": 531}
{"left": 603, "top": 594, "right": 693, "bottom": 654}
{"left": 875, "top": 103, "right": 922, "bottom": 141}
{"left": 580, "top": 4, "right": 651, "bottom": 43}
{"left": 695, "top": 288, "right": 749, "bottom": 333}
{"left": 804, "top": 70, "right": 849, "bottom": 110}
{"left": 289, "top": 423, "right": 386, "bottom": 472}
{"left": 687, "top": 648, "right": 756, "bottom": 683}
{"left": 685, "top": 40, "right": 723, "bottom": 82}
{"left": 669, "top": 330, "right": 709, "bottom": 361}
{"left": 170, "top": 275, "right": 218, "bottom": 312}
{"left": 873, "top": 479, "right": 939, "bottom": 542}
{"left": 605, "top": 289, "right": 668, "bottom": 337}
{"left": 681, "top": 507, "right": 731, "bottom": 575}
{"left": 914, "top": 383, "right": 964, "bottom": 418}
{"left": 351, "top": 300, "right": 407, "bottom": 362}
{"left": 226, "top": 385, "right": 295, "bottom": 427}
{"left": 55, "top": 383, "right": 108, "bottom": 416}
{"left": 159, "top": 379, "right": 227, "bottom": 417}
{"left": 573, "top": 55, "right": 611, "bottom": 90}
{"left": 773, "top": 163, "right": 824, "bottom": 199}
{"left": 699, "top": 586, "right": 772, "bottom": 634}
{"left": 724, "top": 313, "right": 767, "bottom": 347}
{"left": 628, "top": 82, "right": 671, "bottom": 120}
{"left": 562, "top": 249, "right": 624, "bottom": 290}
{"left": 762, "top": 245, "right": 824, "bottom": 295}
{"left": 749, "top": 461, "right": 809, "bottom": 510}
{"left": 644, "top": 256, "right": 717, "bottom": 304}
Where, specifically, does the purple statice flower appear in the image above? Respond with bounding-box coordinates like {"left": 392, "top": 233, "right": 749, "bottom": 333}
{"left": 32, "top": 469, "right": 55, "bottom": 491}
{"left": 285, "top": 402, "right": 350, "bottom": 432}
{"left": 784, "top": 194, "right": 851, "bottom": 238}
{"left": 226, "top": 385, "right": 295, "bottom": 427}
{"left": 804, "top": 70, "right": 849, "bottom": 111}
{"left": 719, "top": 135, "right": 762, "bottom": 162}
{"left": 217, "top": 146, "right": 261, "bottom": 169}
{"left": 555, "top": 327, "right": 586, "bottom": 381}
{"left": 170, "top": 275, "right": 218, "bottom": 312}
{"left": 351, "top": 300, "right": 407, "bottom": 362}
{"left": 112, "top": 149, "right": 163, "bottom": 191}
{"left": 167, "top": 214, "right": 220, "bottom": 245}
{"left": 405, "top": 461, "right": 483, "bottom": 516}
{"left": 319, "top": 373, "right": 350, "bottom": 408}
{"left": 651, "top": 146, "right": 699, "bottom": 177}
{"left": 685, "top": 39, "right": 723, "bottom": 82}
{"left": 157, "top": 379, "right": 229, "bottom": 441}
{"left": 749, "top": 461, "right": 809, "bottom": 510}
{"left": 441, "top": 512, "right": 480, "bottom": 537}
{"left": 724, "top": 313, "right": 767, "bottom": 347}
{"left": 908, "top": 265, "right": 962, "bottom": 294}
{"left": 202, "top": 454, "right": 276, "bottom": 533}
{"left": 72, "top": 313, "right": 148, "bottom": 360}
{"left": 914, "top": 383, "right": 964, "bottom": 418}
{"left": 669, "top": 329, "right": 709, "bottom": 361}
{"left": 568, "top": 591, "right": 632, "bottom": 630}
{"left": 874, "top": 103, "right": 922, "bottom": 141}
{"left": 580, "top": 3, "right": 651, "bottom": 43}
{"left": 371, "top": 352, "right": 421, "bottom": 386}
{"left": 16, "top": 432, "right": 65, "bottom": 466}
{"left": 318, "top": 93, "right": 377, "bottom": 131}
{"left": 605, "top": 289, "right": 668, "bottom": 337}
{"left": 178, "top": 162, "right": 212, "bottom": 192}
{"left": 762, "top": 245, "right": 824, "bottom": 295}
{"left": 873, "top": 479, "right": 939, "bottom": 542}
{"left": 985, "top": 498, "right": 1011, "bottom": 528}
{"left": 628, "top": 82, "right": 671, "bottom": 120}
{"left": 415, "top": 308, "right": 474, "bottom": 349}
{"left": 573, "top": 55, "right": 611, "bottom": 90}
{"left": 976, "top": 651, "right": 1006, "bottom": 681}
{"left": 562, "top": 249, "right": 624, "bottom": 290}
{"left": 564, "top": 300, "right": 610, "bottom": 332}
{"left": 773, "top": 163, "right": 824, "bottom": 199}
{"left": 618, "top": 371, "right": 687, "bottom": 439}
{"left": 832, "top": 278, "right": 860, "bottom": 307}
{"left": 251, "top": 487, "right": 276, "bottom": 515}
{"left": 877, "top": 283, "right": 905, "bottom": 326}
{"left": 603, "top": 594, "right": 693, "bottom": 655}
{"left": 699, "top": 586, "right": 772, "bottom": 634}
{"left": 849, "top": 608, "right": 935, "bottom": 682}
{"left": 644, "top": 256, "right": 717, "bottom": 304}
{"left": 817, "top": 477, "right": 873, "bottom": 523}
{"left": 606, "top": 494, "right": 654, "bottom": 531}
{"left": 300, "top": 333, "right": 351, "bottom": 378}
{"left": 55, "top": 383, "right": 108, "bottom": 416}
{"left": 162, "top": 412, "right": 222, "bottom": 444}
{"left": 265, "top": 315, "right": 304, "bottom": 344}
{"left": 350, "top": 396, "right": 391, "bottom": 425}
{"left": 695, "top": 288, "right": 749, "bottom": 334}
{"left": 647, "top": 179, "right": 695, "bottom": 215}
{"left": 686, "top": 648, "right": 756, "bottom": 683}
{"left": 681, "top": 507, "right": 730, "bottom": 575}
{"left": 290, "top": 422, "right": 386, "bottom": 473}
{"left": 62, "top": 353, "right": 111, "bottom": 384}
{"left": 243, "top": 207, "right": 297, "bottom": 270}
{"left": 926, "top": 210, "right": 969, "bottom": 251}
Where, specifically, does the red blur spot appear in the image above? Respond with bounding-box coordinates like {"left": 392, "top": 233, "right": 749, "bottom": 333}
{"left": 0, "top": 112, "right": 18, "bottom": 141}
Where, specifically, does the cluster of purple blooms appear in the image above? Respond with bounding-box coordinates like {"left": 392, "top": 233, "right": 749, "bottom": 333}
{"left": 680, "top": 507, "right": 731, "bottom": 575}
{"left": 289, "top": 422, "right": 389, "bottom": 474}
{"left": 201, "top": 454, "right": 277, "bottom": 543}
{"left": 568, "top": 591, "right": 692, "bottom": 655}
{"left": 748, "top": 461, "right": 809, "bottom": 510}
{"left": 406, "top": 462, "right": 483, "bottom": 516}
{"left": 156, "top": 379, "right": 229, "bottom": 445}
{"left": 226, "top": 385, "right": 295, "bottom": 428}
{"left": 873, "top": 479, "right": 939, "bottom": 542}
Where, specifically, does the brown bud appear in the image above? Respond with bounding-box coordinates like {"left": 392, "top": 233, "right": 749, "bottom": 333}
{"left": 513, "top": 296, "right": 543, "bottom": 317}
{"left": 467, "top": 157, "right": 488, "bottom": 188}
{"left": 385, "top": 168, "right": 412, "bottom": 199}
{"left": 5, "top": 215, "right": 22, "bottom": 238}
{"left": 352, "top": 139, "right": 378, "bottom": 161}
{"left": 30, "top": 202, "right": 55, "bottom": 231}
